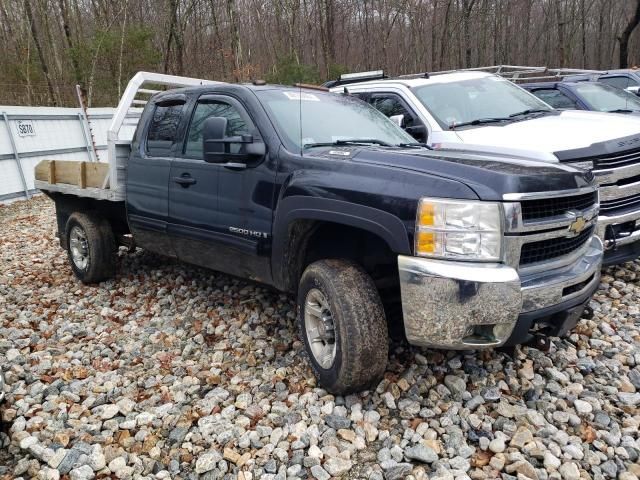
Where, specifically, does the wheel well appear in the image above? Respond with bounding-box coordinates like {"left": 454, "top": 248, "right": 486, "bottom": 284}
{"left": 49, "top": 193, "right": 129, "bottom": 248}
{"left": 283, "top": 219, "right": 401, "bottom": 301}
{"left": 282, "top": 220, "right": 404, "bottom": 332}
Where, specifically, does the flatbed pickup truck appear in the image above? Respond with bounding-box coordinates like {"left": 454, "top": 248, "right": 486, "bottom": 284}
{"left": 36, "top": 72, "right": 603, "bottom": 394}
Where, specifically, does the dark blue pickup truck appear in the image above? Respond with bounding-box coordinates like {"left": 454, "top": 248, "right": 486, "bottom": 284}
{"left": 35, "top": 73, "right": 603, "bottom": 393}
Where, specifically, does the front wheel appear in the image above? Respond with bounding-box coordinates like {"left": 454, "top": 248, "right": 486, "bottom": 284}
{"left": 65, "top": 212, "right": 116, "bottom": 284}
{"left": 298, "top": 259, "right": 389, "bottom": 394}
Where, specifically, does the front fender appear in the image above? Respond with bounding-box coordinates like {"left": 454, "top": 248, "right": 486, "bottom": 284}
{"left": 272, "top": 195, "right": 412, "bottom": 290}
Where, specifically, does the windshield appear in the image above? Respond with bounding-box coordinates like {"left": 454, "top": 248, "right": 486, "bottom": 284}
{"left": 412, "top": 75, "right": 552, "bottom": 129}
{"left": 255, "top": 90, "right": 415, "bottom": 150}
{"left": 574, "top": 82, "right": 640, "bottom": 112}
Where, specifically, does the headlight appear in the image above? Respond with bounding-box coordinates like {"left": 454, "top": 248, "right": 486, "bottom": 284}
{"left": 415, "top": 198, "right": 503, "bottom": 261}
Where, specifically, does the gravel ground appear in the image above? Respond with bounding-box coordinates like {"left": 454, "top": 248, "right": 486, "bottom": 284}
{"left": 1, "top": 196, "right": 640, "bottom": 480}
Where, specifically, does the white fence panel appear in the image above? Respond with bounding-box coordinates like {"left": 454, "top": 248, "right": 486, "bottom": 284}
{"left": 0, "top": 105, "right": 140, "bottom": 201}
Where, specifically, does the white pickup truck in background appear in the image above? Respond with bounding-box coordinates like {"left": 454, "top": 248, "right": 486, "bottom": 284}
{"left": 327, "top": 70, "right": 640, "bottom": 265}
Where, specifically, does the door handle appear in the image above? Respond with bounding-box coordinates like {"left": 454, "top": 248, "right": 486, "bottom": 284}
{"left": 223, "top": 162, "right": 247, "bottom": 171}
{"left": 172, "top": 174, "right": 197, "bottom": 187}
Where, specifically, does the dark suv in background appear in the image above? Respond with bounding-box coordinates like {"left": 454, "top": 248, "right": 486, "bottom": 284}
{"left": 522, "top": 81, "right": 640, "bottom": 115}
{"left": 564, "top": 69, "right": 640, "bottom": 96}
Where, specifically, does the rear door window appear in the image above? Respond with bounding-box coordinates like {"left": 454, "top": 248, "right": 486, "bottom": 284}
{"left": 146, "top": 103, "right": 185, "bottom": 156}
{"left": 530, "top": 88, "right": 579, "bottom": 109}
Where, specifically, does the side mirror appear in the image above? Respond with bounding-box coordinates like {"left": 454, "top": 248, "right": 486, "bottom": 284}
{"left": 203, "top": 116, "right": 267, "bottom": 165}
{"left": 627, "top": 86, "right": 640, "bottom": 97}
{"left": 203, "top": 117, "right": 228, "bottom": 163}
{"left": 405, "top": 124, "right": 428, "bottom": 143}
{"left": 389, "top": 114, "right": 406, "bottom": 128}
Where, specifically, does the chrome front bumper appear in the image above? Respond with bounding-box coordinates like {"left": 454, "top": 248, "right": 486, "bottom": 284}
{"left": 594, "top": 165, "right": 640, "bottom": 249}
{"left": 596, "top": 209, "right": 640, "bottom": 249}
{"left": 398, "top": 236, "right": 602, "bottom": 349}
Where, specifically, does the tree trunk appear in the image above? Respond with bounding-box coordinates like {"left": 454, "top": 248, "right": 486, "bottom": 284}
{"left": 164, "top": 0, "right": 179, "bottom": 73}
{"left": 24, "top": 0, "right": 57, "bottom": 106}
{"left": 462, "top": 0, "right": 477, "bottom": 67}
{"left": 619, "top": 0, "right": 640, "bottom": 68}
{"left": 438, "top": 0, "right": 452, "bottom": 69}
{"left": 226, "top": 0, "right": 242, "bottom": 81}
{"left": 58, "top": 0, "right": 82, "bottom": 84}
{"left": 556, "top": 1, "right": 566, "bottom": 67}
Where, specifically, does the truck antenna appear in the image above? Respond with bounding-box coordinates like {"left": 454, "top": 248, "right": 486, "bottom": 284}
{"left": 299, "top": 84, "right": 303, "bottom": 157}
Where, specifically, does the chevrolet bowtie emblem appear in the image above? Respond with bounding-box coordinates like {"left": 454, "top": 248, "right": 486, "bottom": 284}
{"left": 568, "top": 216, "right": 587, "bottom": 235}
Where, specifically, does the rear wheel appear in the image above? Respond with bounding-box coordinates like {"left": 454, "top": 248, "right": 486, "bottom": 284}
{"left": 65, "top": 212, "right": 116, "bottom": 283}
{"left": 298, "top": 259, "right": 389, "bottom": 394}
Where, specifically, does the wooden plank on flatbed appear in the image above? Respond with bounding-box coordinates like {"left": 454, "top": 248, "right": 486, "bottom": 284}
{"left": 53, "top": 161, "right": 82, "bottom": 186}
{"left": 85, "top": 163, "right": 109, "bottom": 188}
{"left": 34, "top": 160, "right": 109, "bottom": 189}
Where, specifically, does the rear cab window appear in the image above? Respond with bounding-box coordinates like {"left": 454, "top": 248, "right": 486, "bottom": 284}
{"left": 146, "top": 100, "right": 186, "bottom": 157}
{"left": 530, "top": 88, "right": 578, "bottom": 109}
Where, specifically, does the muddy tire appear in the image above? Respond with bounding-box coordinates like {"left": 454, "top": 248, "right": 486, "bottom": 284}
{"left": 298, "top": 259, "right": 389, "bottom": 394}
{"left": 65, "top": 212, "right": 116, "bottom": 284}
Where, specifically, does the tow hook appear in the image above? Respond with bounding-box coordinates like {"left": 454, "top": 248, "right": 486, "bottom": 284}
{"left": 582, "top": 305, "right": 594, "bottom": 320}
{"left": 526, "top": 333, "right": 551, "bottom": 352}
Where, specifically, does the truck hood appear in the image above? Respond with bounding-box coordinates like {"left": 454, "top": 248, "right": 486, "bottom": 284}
{"left": 323, "top": 146, "right": 596, "bottom": 201}
{"left": 452, "top": 110, "right": 640, "bottom": 157}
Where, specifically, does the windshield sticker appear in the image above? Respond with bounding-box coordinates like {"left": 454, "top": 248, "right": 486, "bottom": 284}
{"left": 283, "top": 91, "right": 320, "bottom": 101}
{"left": 328, "top": 150, "right": 352, "bottom": 157}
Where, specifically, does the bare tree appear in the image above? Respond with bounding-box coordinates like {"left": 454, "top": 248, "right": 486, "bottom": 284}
{"left": 619, "top": 0, "right": 640, "bottom": 68}
{"left": 1, "top": 0, "right": 639, "bottom": 107}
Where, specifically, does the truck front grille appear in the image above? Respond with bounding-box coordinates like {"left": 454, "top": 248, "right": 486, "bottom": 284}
{"left": 519, "top": 226, "right": 594, "bottom": 266}
{"left": 520, "top": 191, "right": 598, "bottom": 221}
{"left": 600, "top": 192, "right": 640, "bottom": 215}
{"left": 593, "top": 147, "right": 640, "bottom": 169}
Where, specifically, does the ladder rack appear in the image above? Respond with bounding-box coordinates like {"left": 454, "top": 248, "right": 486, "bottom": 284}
{"left": 430, "top": 65, "right": 604, "bottom": 83}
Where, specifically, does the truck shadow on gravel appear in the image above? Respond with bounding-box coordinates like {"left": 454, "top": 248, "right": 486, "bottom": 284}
{"left": 110, "top": 246, "right": 565, "bottom": 379}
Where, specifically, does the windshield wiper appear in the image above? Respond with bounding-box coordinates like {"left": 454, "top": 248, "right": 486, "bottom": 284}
{"left": 607, "top": 108, "right": 635, "bottom": 113}
{"left": 449, "top": 117, "right": 512, "bottom": 130}
{"left": 304, "top": 139, "right": 392, "bottom": 149}
{"left": 397, "top": 142, "right": 432, "bottom": 149}
{"left": 508, "top": 108, "right": 552, "bottom": 118}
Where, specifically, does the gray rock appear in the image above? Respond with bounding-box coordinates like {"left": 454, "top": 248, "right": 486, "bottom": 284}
{"left": 310, "top": 465, "right": 330, "bottom": 480}
{"left": 404, "top": 444, "right": 438, "bottom": 463}
{"left": 324, "top": 414, "right": 351, "bottom": 430}
{"left": 323, "top": 457, "right": 353, "bottom": 476}
{"left": 489, "top": 437, "right": 506, "bottom": 453}
{"left": 558, "top": 462, "right": 580, "bottom": 480}
{"left": 195, "top": 451, "right": 222, "bottom": 474}
{"left": 168, "top": 426, "right": 189, "bottom": 444}
{"left": 57, "top": 449, "right": 83, "bottom": 475}
{"left": 384, "top": 463, "right": 413, "bottom": 480}
{"left": 573, "top": 399, "right": 592, "bottom": 415}
{"left": 617, "top": 392, "right": 640, "bottom": 406}
{"left": 87, "top": 445, "right": 105, "bottom": 471}
{"left": 69, "top": 465, "right": 95, "bottom": 480}
{"left": 600, "top": 460, "right": 618, "bottom": 478}
{"left": 444, "top": 375, "right": 467, "bottom": 395}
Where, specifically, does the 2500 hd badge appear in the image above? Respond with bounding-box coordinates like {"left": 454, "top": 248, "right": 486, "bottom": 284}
{"left": 229, "top": 226, "right": 269, "bottom": 238}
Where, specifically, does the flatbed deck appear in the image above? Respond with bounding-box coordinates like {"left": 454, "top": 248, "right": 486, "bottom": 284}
{"left": 34, "top": 159, "right": 124, "bottom": 201}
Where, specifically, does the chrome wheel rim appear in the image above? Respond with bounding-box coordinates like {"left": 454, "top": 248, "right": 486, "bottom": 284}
{"left": 69, "top": 225, "right": 89, "bottom": 270}
{"left": 304, "top": 288, "right": 336, "bottom": 369}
